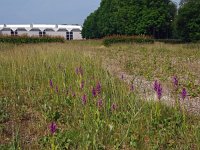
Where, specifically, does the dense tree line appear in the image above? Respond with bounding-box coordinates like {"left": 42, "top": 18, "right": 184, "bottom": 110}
{"left": 176, "top": 0, "right": 200, "bottom": 41}
{"left": 82, "top": 0, "right": 176, "bottom": 39}
{"left": 82, "top": 0, "right": 200, "bottom": 42}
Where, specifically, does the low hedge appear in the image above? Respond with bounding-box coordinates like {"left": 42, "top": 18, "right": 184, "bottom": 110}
{"left": 0, "top": 35, "right": 65, "bottom": 44}
{"left": 156, "top": 39, "right": 184, "bottom": 44}
{"left": 103, "top": 35, "right": 154, "bottom": 46}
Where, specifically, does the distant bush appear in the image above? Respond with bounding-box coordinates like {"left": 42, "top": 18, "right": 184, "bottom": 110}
{"left": 156, "top": 39, "right": 184, "bottom": 44}
{"left": 103, "top": 35, "right": 154, "bottom": 46}
{"left": 0, "top": 35, "right": 65, "bottom": 44}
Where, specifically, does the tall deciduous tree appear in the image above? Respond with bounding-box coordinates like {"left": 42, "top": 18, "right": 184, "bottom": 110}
{"left": 82, "top": 11, "right": 100, "bottom": 39}
{"left": 176, "top": 0, "right": 200, "bottom": 41}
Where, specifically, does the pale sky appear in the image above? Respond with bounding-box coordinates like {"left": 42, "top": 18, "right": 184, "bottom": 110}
{"left": 0, "top": 0, "right": 180, "bottom": 25}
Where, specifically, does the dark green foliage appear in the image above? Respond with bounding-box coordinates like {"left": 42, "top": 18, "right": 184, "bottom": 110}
{"left": 179, "top": 0, "right": 189, "bottom": 6}
{"left": 103, "top": 35, "right": 154, "bottom": 46}
{"left": 176, "top": 0, "right": 200, "bottom": 42}
{"left": 0, "top": 35, "right": 65, "bottom": 44}
{"left": 82, "top": 11, "right": 101, "bottom": 39}
{"left": 156, "top": 39, "right": 184, "bottom": 44}
{"left": 82, "top": 0, "right": 177, "bottom": 39}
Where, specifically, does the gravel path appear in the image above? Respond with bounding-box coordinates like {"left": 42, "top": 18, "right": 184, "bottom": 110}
{"left": 103, "top": 58, "right": 200, "bottom": 116}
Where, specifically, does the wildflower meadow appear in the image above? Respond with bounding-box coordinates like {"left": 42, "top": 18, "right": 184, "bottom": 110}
{"left": 0, "top": 42, "right": 200, "bottom": 149}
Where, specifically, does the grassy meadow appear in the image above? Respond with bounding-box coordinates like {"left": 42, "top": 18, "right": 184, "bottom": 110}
{"left": 0, "top": 41, "right": 200, "bottom": 149}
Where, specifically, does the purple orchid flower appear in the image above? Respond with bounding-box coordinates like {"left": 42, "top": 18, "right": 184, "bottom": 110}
{"left": 55, "top": 85, "right": 59, "bottom": 93}
{"left": 172, "top": 76, "right": 179, "bottom": 89}
{"left": 92, "top": 87, "right": 97, "bottom": 97}
{"left": 75, "top": 67, "right": 79, "bottom": 75}
{"left": 157, "top": 83, "right": 162, "bottom": 100}
{"left": 72, "top": 92, "right": 76, "bottom": 97}
{"left": 130, "top": 84, "right": 134, "bottom": 92}
{"left": 80, "top": 80, "right": 84, "bottom": 90}
{"left": 75, "top": 66, "right": 83, "bottom": 76}
{"left": 82, "top": 94, "right": 87, "bottom": 105}
{"left": 97, "top": 99, "right": 103, "bottom": 109}
{"left": 181, "top": 88, "right": 187, "bottom": 100}
{"left": 111, "top": 103, "right": 117, "bottom": 111}
{"left": 49, "top": 122, "right": 57, "bottom": 134}
{"left": 49, "top": 79, "right": 53, "bottom": 88}
{"left": 121, "top": 74, "right": 124, "bottom": 80}
{"left": 153, "top": 80, "right": 163, "bottom": 100}
{"left": 96, "top": 82, "right": 101, "bottom": 95}
{"left": 154, "top": 80, "right": 158, "bottom": 91}
{"left": 79, "top": 66, "right": 83, "bottom": 76}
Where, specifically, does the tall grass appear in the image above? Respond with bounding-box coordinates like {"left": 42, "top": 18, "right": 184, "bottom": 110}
{"left": 0, "top": 43, "right": 199, "bottom": 149}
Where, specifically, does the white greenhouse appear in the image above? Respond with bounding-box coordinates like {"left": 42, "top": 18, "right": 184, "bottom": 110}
{"left": 0, "top": 24, "right": 82, "bottom": 40}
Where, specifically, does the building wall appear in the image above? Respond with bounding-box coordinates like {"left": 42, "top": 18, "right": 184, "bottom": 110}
{"left": 27, "top": 31, "right": 40, "bottom": 37}
{"left": 18, "top": 31, "right": 28, "bottom": 36}
{"left": 1, "top": 30, "right": 11, "bottom": 35}
{"left": 45, "top": 31, "right": 82, "bottom": 40}
{"left": 55, "top": 31, "right": 67, "bottom": 39}
{"left": 73, "top": 31, "right": 82, "bottom": 40}
{"left": 0, "top": 27, "right": 83, "bottom": 40}
{"left": 46, "top": 31, "right": 66, "bottom": 39}
{"left": 45, "top": 31, "right": 56, "bottom": 36}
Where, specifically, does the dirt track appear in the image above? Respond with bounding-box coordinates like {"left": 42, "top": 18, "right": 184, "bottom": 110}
{"left": 102, "top": 57, "right": 200, "bottom": 116}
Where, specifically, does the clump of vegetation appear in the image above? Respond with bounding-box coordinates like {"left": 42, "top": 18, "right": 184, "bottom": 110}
{"left": 103, "top": 35, "right": 154, "bottom": 46}
{"left": 156, "top": 39, "right": 184, "bottom": 44}
{"left": 0, "top": 35, "right": 65, "bottom": 44}
{"left": 0, "top": 43, "right": 199, "bottom": 149}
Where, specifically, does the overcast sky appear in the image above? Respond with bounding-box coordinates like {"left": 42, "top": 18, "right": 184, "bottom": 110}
{"left": 0, "top": 0, "right": 180, "bottom": 25}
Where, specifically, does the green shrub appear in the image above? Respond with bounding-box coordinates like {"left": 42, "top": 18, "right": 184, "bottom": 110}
{"left": 102, "top": 35, "right": 154, "bottom": 46}
{"left": 0, "top": 35, "right": 65, "bottom": 44}
{"left": 156, "top": 39, "right": 184, "bottom": 44}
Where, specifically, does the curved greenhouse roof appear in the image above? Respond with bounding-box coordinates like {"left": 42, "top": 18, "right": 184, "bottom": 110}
{"left": 0, "top": 24, "right": 82, "bottom": 32}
